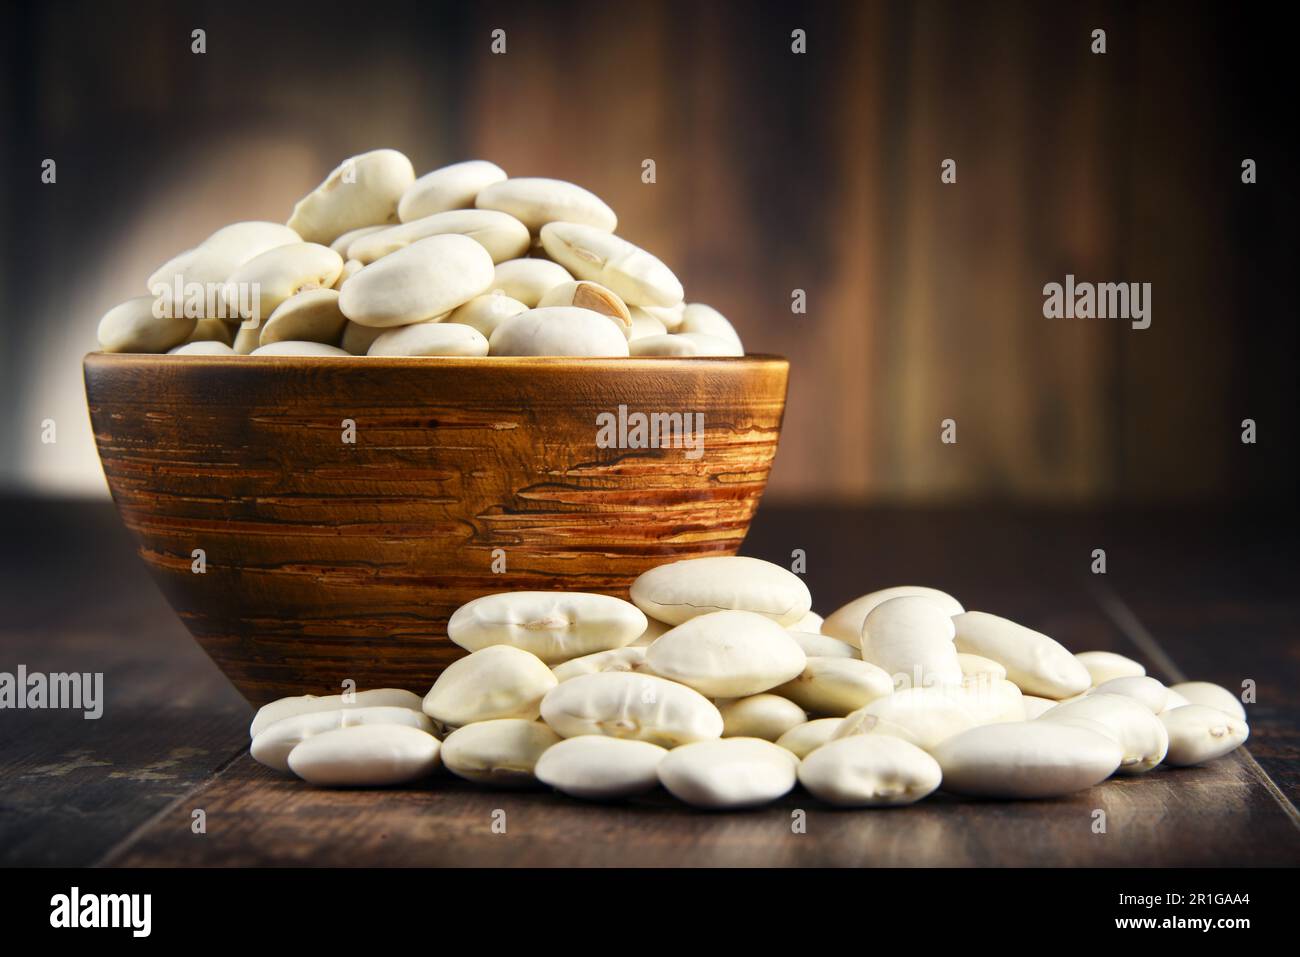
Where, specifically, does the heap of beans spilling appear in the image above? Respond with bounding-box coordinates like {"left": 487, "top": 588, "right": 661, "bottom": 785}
{"left": 248, "top": 556, "right": 1250, "bottom": 808}
{"left": 96, "top": 150, "right": 743, "bottom": 358}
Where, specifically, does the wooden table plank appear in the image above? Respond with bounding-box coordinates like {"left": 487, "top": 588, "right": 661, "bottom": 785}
{"left": 3, "top": 499, "right": 1297, "bottom": 866}
{"left": 0, "top": 498, "right": 249, "bottom": 866}
{"left": 103, "top": 748, "right": 1297, "bottom": 868}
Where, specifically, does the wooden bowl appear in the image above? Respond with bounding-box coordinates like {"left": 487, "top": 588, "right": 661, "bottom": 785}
{"left": 84, "top": 353, "right": 789, "bottom": 704}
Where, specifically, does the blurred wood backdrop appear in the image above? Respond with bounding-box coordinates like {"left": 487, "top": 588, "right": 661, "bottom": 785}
{"left": 1, "top": 0, "right": 1294, "bottom": 503}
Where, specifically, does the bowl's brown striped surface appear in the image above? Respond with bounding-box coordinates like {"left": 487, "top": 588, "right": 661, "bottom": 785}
{"left": 84, "top": 353, "right": 789, "bottom": 705}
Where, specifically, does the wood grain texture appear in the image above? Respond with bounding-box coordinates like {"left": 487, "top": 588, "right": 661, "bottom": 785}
{"left": 103, "top": 752, "right": 1299, "bottom": 868}
{"left": 106, "top": 503, "right": 1300, "bottom": 866}
{"left": 7, "top": 2, "right": 1294, "bottom": 504}
{"left": 83, "top": 354, "right": 788, "bottom": 704}
{"left": 0, "top": 498, "right": 249, "bottom": 866}
{"left": 2, "top": 499, "right": 1295, "bottom": 866}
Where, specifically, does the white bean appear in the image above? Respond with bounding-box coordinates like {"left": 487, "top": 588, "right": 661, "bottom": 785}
{"left": 287, "top": 148, "right": 415, "bottom": 244}
{"left": 146, "top": 247, "right": 199, "bottom": 290}
{"left": 184, "top": 317, "right": 236, "bottom": 346}
{"left": 1168, "top": 681, "right": 1247, "bottom": 720}
{"left": 788, "top": 630, "right": 860, "bottom": 659}
{"left": 821, "top": 586, "right": 964, "bottom": 644}
{"left": 340, "top": 320, "right": 387, "bottom": 356}
{"left": 550, "top": 645, "right": 649, "bottom": 682}
{"left": 952, "top": 611, "right": 1091, "bottom": 699}
{"left": 1087, "top": 675, "right": 1169, "bottom": 714}
{"left": 931, "top": 722, "right": 1123, "bottom": 798}
{"left": 645, "top": 610, "right": 806, "bottom": 697}
{"left": 97, "top": 296, "right": 196, "bottom": 354}
{"left": 489, "top": 258, "right": 574, "bottom": 306}
{"left": 476, "top": 177, "right": 617, "bottom": 233}
{"left": 333, "top": 258, "right": 363, "bottom": 290}
{"left": 540, "top": 672, "right": 723, "bottom": 747}
{"left": 771, "top": 657, "right": 894, "bottom": 716}
{"left": 639, "top": 302, "right": 685, "bottom": 331}
{"left": 1075, "top": 650, "right": 1146, "bottom": 685}
{"left": 629, "top": 555, "right": 812, "bottom": 627}
{"left": 440, "top": 718, "right": 561, "bottom": 787}
{"left": 222, "top": 242, "right": 343, "bottom": 324}
{"left": 259, "top": 288, "right": 347, "bottom": 346}
{"left": 250, "top": 341, "right": 349, "bottom": 357}
{"left": 339, "top": 234, "right": 494, "bottom": 327}
{"left": 678, "top": 303, "right": 741, "bottom": 345}
{"left": 251, "top": 706, "right": 434, "bottom": 774}
{"left": 625, "top": 307, "right": 667, "bottom": 340}
{"left": 538, "top": 280, "right": 632, "bottom": 332}
{"left": 539, "top": 221, "right": 683, "bottom": 308}
{"left": 446, "top": 292, "right": 529, "bottom": 338}
{"left": 957, "top": 653, "right": 1007, "bottom": 680}
{"left": 718, "top": 694, "right": 807, "bottom": 741}
{"left": 329, "top": 225, "right": 387, "bottom": 257}
{"left": 863, "top": 596, "right": 964, "bottom": 689}
{"left": 1022, "top": 695, "right": 1059, "bottom": 719}
{"left": 168, "top": 340, "right": 235, "bottom": 356}
{"left": 798, "top": 734, "right": 942, "bottom": 807}
{"left": 792, "top": 610, "right": 824, "bottom": 632}
{"left": 399, "top": 160, "right": 507, "bottom": 222}
{"left": 422, "top": 645, "right": 557, "bottom": 730}
{"left": 367, "top": 322, "right": 489, "bottom": 357}
{"left": 286, "top": 723, "right": 440, "bottom": 787}
{"left": 1160, "top": 705, "right": 1249, "bottom": 766}
{"left": 657, "top": 737, "right": 797, "bottom": 809}
{"left": 629, "top": 333, "right": 744, "bottom": 357}
{"left": 232, "top": 325, "right": 260, "bottom": 354}
{"left": 958, "top": 674, "right": 1027, "bottom": 724}
{"left": 835, "top": 687, "right": 981, "bottom": 751}
{"left": 448, "top": 591, "right": 646, "bottom": 664}
{"left": 147, "top": 221, "right": 301, "bottom": 292}
{"left": 350, "top": 209, "right": 530, "bottom": 265}
{"left": 534, "top": 735, "right": 667, "bottom": 800}
{"left": 488, "top": 306, "right": 631, "bottom": 357}
{"left": 774, "top": 718, "right": 843, "bottom": 758}
{"left": 250, "top": 688, "right": 423, "bottom": 737}
{"left": 629, "top": 617, "right": 672, "bottom": 647}
{"left": 1039, "top": 693, "right": 1169, "bottom": 774}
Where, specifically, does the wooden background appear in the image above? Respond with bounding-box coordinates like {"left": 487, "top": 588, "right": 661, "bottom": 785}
{"left": 1, "top": 0, "right": 1294, "bottom": 503}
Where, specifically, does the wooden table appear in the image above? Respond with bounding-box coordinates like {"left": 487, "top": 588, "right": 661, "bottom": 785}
{"left": 2, "top": 498, "right": 1296, "bottom": 867}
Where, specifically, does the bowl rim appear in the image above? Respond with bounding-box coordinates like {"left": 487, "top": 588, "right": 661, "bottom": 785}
{"left": 84, "top": 352, "right": 789, "bottom": 371}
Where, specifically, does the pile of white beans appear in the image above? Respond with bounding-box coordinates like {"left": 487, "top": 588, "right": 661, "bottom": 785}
{"left": 249, "top": 556, "right": 1250, "bottom": 808}
{"left": 97, "top": 150, "right": 744, "bottom": 358}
